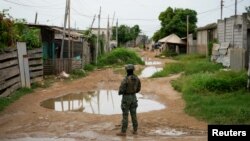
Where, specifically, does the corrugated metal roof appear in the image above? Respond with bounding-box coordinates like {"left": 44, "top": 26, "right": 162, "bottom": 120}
{"left": 52, "top": 27, "right": 83, "bottom": 38}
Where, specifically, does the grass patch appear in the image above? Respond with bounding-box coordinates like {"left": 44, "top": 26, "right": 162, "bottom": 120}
{"left": 70, "top": 69, "right": 86, "bottom": 79}
{"left": 171, "top": 71, "right": 250, "bottom": 124}
{"left": 184, "top": 59, "right": 223, "bottom": 75}
{"left": 0, "top": 88, "right": 33, "bottom": 112}
{"left": 152, "top": 55, "right": 223, "bottom": 78}
{"left": 97, "top": 47, "right": 144, "bottom": 67}
{"left": 152, "top": 63, "right": 184, "bottom": 78}
{"left": 84, "top": 64, "right": 96, "bottom": 71}
{"left": 173, "top": 54, "right": 206, "bottom": 61}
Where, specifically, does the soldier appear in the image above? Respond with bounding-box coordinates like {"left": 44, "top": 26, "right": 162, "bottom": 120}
{"left": 117, "top": 64, "right": 141, "bottom": 136}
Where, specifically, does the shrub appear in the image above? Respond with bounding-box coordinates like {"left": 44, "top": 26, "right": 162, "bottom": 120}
{"left": 71, "top": 69, "right": 86, "bottom": 78}
{"left": 204, "top": 71, "right": 247, "bottom": 92}
{"left": 184, "top": 60, "right": 223, "bottom": 75}
{"left": 161, "top": 49, "right": 178, "bottom": 57}
{"left": 84, "top": 64, "right": 95, "bottom": 71}
{"left": 173, "top": 71, "right": 247, "bottom": 93}
{"left": 171, "top": 71, "right": 250, "bottom": 124}
{"left": 97, "top": 47, "right": 144, "bottom": 67}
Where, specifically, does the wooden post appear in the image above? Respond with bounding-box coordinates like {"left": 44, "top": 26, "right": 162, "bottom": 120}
{"left": 96, "top": 7, "right": 101, "bottom": 64}
{"left": 116, "top": 19, "right": 118, "bottom": 47}
{"left": 23, "top": 55, "right": 31, "bottom": 88}
{"left": 107, "top": 15, "right": 110, "bottom": 52}
{"left": 68, "top": 0, "right": 71, "bottom": 59}
{"left": 35, "top": 12, "right": 38, "bottom": 24}
{"left": 186, "top": 15, "right": 189, "bottom": 54}
{"left": 17, "top": 42, "right": 30, "bottom": 88}
{"left": 60, "top": 0, "right": 68, "bottom": 59}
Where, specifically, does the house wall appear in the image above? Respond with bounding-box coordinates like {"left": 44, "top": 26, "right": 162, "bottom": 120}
{"left": 217, "top": 14, "right": 250, "bottom": 69}
{"left": 197, "top": 30, "right": 208, "bottom": 55}
{"left": 188, "top": 34, "right": 196, "bottom": 54}
{"left": 218, "top": 15, "right": 245, "bottom": 48}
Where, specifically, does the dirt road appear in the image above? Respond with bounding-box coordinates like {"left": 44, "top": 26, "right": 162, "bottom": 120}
{"left": 0, "top": 50, "right": 208, "bottom": 141}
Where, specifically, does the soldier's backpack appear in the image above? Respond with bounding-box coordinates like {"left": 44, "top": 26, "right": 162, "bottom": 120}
{"left": 126, "top": 75, "right": 140, "bottom": 94}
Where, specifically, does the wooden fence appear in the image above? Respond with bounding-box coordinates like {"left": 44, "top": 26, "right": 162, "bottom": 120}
{"left": 43, "top": 59, "right": 82, "bottom": 75}
{"left": 0, "top": 47, "right": 43, "bottom": 97}
{"left": 0, "top": 50, "right": 20, "bottom": 97}
{"left": 28, "top": 48, "right": 43, "bottom": 83}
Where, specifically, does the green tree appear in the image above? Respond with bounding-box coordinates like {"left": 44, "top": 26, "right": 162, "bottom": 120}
{"left": 246, "top": 6, "right": 250, "bottom": 13}
{"left": 112, "top": 24, "right": 141, "bottom": 46}
{"left": 153, "top": 7, "right": 197, "bottom": 41}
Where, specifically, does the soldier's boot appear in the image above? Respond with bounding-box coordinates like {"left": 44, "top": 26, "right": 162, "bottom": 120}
{"left": 132, "top": 130, "right": 137, "bottom": 135}
{"left": 116, "top": 132, "right": 126, "bottom": 136}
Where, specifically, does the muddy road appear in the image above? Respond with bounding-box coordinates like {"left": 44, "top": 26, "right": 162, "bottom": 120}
{"left": 0, "top": 50, "right": 208, "bottom": 141}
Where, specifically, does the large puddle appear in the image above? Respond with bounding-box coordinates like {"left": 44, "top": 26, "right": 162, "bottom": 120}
{"left": 41, "top": 90, "right": 165, "bottom": 115}
{"left": 139, "top": 66, "right": 163, "bottom": 78}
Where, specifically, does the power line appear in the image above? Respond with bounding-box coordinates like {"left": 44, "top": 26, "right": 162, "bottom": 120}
{"left": 197, "top": 0, "right": 245, "bottom": 15}
{"left": 3, "top": 0, "right": 64, "bottom": 8}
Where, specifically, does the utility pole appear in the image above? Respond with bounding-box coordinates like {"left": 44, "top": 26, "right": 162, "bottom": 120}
{"left": 34, "top": 12, "right": 38, "bottom": 24}
{"left": 107, "top": 15, "right": 110, "bottom": 52}
{"left": 110, "top": 12, "right": 115, "bottom": 49}
{"left": 89, "top": 15, "right": 96, "bottom": 33}
{"left": 111, "top": 12, "right": 116, "bottom": 27}
{"left": 68, "top": 0, "right": 71, "bottom": 59}
{"left": 116, "top": 18, "right": 118, "bottom": 47}
{"left": 186, "top": 15, "right": 189, "bottom": 54}
{"left": 221, "top": 0, "right": 224, "bottom": 20}
{"left": 60, "top": 0, "right": 69, "bottom": 59}
{"left": 96, "top": 7, "right": 101, "bottom": 64}
{"left": 235, "top": 0, "right": 237, "bottom": 16}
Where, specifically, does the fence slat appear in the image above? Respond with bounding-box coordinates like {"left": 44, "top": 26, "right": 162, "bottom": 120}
{"left": 29, "top": 66, "right": 43, "bottom": 71}
{"left": 30, "top": 70, "right": 43, "bottom": 78}
{"left": 28, "top": 53, "right": 42, "bottom": 59}
{"left": 0, "top": 51, "right": 17, "bottom": 61}
{"left": 29, "top": 59, "right": 43, "bottom": 65}
{"left": 27, "top": 48, "right": 42, "bottom": 54}
{"left": 0, "top": 60, "right": 18, "bottom": 69}
{"left": 0, "top": 82, "right": 21, "bottom": 97}
{"left": 0, "top": 65, "right": 20, "bottom": 81}
{"left": 0, "top": 76, "right": 20, "bottom": 91}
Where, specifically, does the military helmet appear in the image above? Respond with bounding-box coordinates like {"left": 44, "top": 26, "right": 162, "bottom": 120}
{"left": 125, "top": 64, "right": 135, "bottom": 71}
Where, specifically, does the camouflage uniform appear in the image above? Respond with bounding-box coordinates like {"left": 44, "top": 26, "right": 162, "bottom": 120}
{"left": 118, "top": 64, "right": 141, "bottom": 134}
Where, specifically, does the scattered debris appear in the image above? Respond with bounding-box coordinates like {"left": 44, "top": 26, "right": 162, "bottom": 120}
{"left": 59, "top": 71, "right": 70, "bottom": 78}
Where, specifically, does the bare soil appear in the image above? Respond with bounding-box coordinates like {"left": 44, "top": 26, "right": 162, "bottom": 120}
{"left": 0, "top": 49, "right": 208, "bottom": 141}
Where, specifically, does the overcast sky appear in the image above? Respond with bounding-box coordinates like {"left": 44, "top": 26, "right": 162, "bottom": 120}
{"left": 0, "top": 0, "right": 249, "bottom": 37}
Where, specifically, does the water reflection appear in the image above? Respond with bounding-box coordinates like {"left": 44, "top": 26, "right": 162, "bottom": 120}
{"left": 149, "top": 128, "right": 187, "bottom": 136}
{"left": 140, "top": 66, "right": 163, "bottom": 78}
{"left": 142, "top": 57, "right": 162, "bottom": 66}
{"left": 41, "top": 90, "right": 166, "bottom": 115}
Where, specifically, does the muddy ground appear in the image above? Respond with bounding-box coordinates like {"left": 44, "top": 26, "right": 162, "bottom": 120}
{"left": 0, "top": 49, "right": 208, "bottom": 141}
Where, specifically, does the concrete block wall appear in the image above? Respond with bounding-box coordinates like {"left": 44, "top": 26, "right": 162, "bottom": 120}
{"left": 218, "top": 15, "right": 244, "bottom": 48}
{"left": 218, "top": 20, "right": 225, "bottom": 43}
{"left": 217, "top": 13, "right": 249, "bottom": 70}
